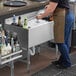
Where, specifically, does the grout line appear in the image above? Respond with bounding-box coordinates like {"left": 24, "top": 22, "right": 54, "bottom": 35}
{"left": 71, "top": 63, "right": 76, "bottom": 67}
{"left": 53, "top": 71, "right": 62, "bottom": 76}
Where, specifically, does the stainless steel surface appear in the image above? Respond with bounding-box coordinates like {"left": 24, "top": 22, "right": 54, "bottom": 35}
{"left": 5, "top": 20, "right": 54, "bottom": 48}
{"left": 10, "top": 61, "right": 14, "bottom": 76}
{"left": 3, "top": 1, "right": 27, "bottom": 7}
{"left": 0, "top": 0, "right": 48, "bottom": 18}
{"left": 4, "top": 19, "right": 54, "bottom": 71}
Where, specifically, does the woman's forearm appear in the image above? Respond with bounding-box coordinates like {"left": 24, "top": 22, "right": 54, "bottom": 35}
{"left": 41, "top": 2, "right": 58, "bottom": 18}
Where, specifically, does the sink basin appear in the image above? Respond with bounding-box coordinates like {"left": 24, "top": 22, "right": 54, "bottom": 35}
{"left": 3, "top": 1, "right": 27, "bottom": 7}
{"left": 27, "top": 19, "right": 51, "bottom": 28}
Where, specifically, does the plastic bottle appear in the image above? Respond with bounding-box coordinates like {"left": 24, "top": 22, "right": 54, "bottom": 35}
{"left": 12, "top": 15, "right": 16, "bottom": 24}
{"left": 1, "top": 38, "right": 7, "bottom": 56}
{"left": 0, "top": 24, "right": 6, "bottom": 56}
{"left": 23, "top": 17, "right": 27, "bottom": 29}
{"left": 1, "top": 44, "right": 7, "bottom": 56}
{"left": 6, "top": 43, "right": 12, "bottom": 54}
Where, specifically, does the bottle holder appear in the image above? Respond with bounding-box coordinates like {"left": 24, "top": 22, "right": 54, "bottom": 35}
{"left": 0, "top": 50, "right": 22, "bottom": 65}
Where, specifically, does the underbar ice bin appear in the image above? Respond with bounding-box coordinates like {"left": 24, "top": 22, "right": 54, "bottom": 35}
{"left": 4, "top": 18, "right": 54, "bottom": 71}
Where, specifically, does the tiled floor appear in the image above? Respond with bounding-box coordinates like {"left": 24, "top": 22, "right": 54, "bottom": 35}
{"left": 32, "top": 49, "right": 76, "bottom": 76}
{"left": 0, "top": 45, "right": 76, "bottom": 76}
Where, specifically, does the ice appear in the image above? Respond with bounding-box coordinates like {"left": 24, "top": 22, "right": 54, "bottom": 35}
{"left": 27, "top": 19, "right": 50, "bottom": 28}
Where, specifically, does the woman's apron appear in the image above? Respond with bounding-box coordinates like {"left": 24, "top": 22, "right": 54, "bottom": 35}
{"left": 53, "top": 7, "right": 66, "bottom": 43}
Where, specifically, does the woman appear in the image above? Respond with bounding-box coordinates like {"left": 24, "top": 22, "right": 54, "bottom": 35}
{"left": 36, "top": 0, "right": 74, "bottom": 69}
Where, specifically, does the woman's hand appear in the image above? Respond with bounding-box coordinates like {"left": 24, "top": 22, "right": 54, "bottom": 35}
{"left": 36, "top": 14, "right": 43, "bottom": 19}
{"left": 36, "top": 4, "right": 51, "bottom": 19}
{"left": 36, "top": 2, "right": 58, "bottom": 19}
{"left": 36, "top": 4, "right": 49, "bottom": 19}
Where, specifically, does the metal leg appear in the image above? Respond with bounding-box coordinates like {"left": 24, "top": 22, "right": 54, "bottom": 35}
{"left": 10, "top": 61, "right": 14, "bottom": 76}
{"left": 55, "top": 44, "right": 58, "bottom": 59}
{"left": 27, "top": 48, "right": 31, "bottom": 72}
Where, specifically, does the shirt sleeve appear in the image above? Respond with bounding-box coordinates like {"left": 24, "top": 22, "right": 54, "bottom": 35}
{"left": 50, "top": 0, "right": 59, "bottom": 3}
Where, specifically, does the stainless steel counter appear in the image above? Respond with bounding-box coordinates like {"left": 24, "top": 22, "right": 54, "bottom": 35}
{"left": 0, "top": 0, "right": 49, "bottom": 20}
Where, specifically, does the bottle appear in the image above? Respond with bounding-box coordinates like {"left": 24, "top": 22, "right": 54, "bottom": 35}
{"left": 15, "top": 41, "right": 20, "bottom": 51}
{"left": 1, "top": 37, "right": 7, "bottom": 56}
{"left": 0, "top": 31, "right": 2, "bottom": 46}
{"left": 0, "top": 24, "right": 2, "bottom": 45}
{"left": 0, "top": 24, "right": 3, "bottom": 31}
{"left": 1, "top": 44, "right": 7, "bottom": 56}
{"left": 23, "top": 17, "right": 27, "bottom": 29}
{"left": 12, "top": 15, "right": 16, "bottom": 25}
{"left": 6, "top": 43, "right": 12, "bottom": 54}
{"left": 4, "top": 30, "right": 8, "bottom": 46}
{"left": 11, "top": 37, "right": 15, "bottom": 52}
{"left": 0, "top": 24, "right": 5, "bottom": 47}
{"left": 2, "top": 30, "right": 5, "bottom": 38}
{"left": 2, "top": 30, "right": 6, "bottom": 45}
{"left": 18, "top": 16, "right": 22, "bottom": 27}
{"left": 7, "top": 31, "right": 11, "bottom": 45}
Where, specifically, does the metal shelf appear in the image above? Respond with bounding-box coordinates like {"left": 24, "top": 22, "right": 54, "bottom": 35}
{"left": 0, "top": 50, "right": 22, "bottom": 65}
{"left": 0, "top": 48, "right": 22, "bottom": 76}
